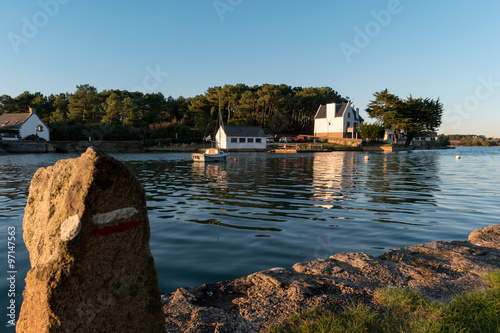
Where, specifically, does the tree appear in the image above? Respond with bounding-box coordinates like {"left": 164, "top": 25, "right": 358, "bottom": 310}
{"left": 0, "top": 95, "right": 16, "bottom": 111}
{"left": 122, "top": 97, "right": 142, "bottom": 126}
{"left": 12, "top": 91, "right": 35, "bottom": 113}
{"left": 49, "top": 108, "right": 67, "bottom": 124}
{"left": 102, "top": 92, "right": 124, "bottom": 124}
{"left": 366, "top": 89, "right": 443, "bottom": 145}
{"left": 30, "top": 94, "right": 49, "bottom": 122}
{"left": 438, "top": 134, "right": 450, "bottom": 146}
{"left": 67, "top": 84, "right": 102, "bottom": 123}
{"left": 359, "top": 123, "right": 385, "bottom": 143}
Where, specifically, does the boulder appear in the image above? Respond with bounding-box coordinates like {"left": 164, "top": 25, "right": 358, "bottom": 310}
{"left": 469, "top": 224, "right": 500, "bottom": 249}
{"left": 18, "top": 147, "right": 165, "bottom": 332}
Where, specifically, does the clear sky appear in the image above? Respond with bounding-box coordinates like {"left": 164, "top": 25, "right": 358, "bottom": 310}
{"left": 1, "top": 0, "right": 499, "bottom": 137}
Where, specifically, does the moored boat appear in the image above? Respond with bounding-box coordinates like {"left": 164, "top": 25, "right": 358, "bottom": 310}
{"left": 192, "top": 89, "right": 229, "bottom": 163}
{"left": 191, "top": 148, "right": 229, "bottom": 162}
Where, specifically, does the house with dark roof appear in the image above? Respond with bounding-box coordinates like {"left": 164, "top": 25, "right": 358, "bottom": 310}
{"left": 314, "top": 102, "right": 363, "bottom": 139}
{"left": 0, "top": 107, "right": 50, "bottom": 141}
{"left": 215, "top": 125, "right": 267, "bottom": 151}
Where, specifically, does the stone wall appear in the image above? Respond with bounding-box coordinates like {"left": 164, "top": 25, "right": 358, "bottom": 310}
{"left": 3, "top": 142, "right": 49, "bottom": 153}
{"left": 327, "top": 138, "right": 362, "bottom": 147}
{"left": 49, "top": 141, "right": 144, "bottom": 153}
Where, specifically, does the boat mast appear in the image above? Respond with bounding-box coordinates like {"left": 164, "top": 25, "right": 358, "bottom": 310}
{"left": 217, "top": 89, "right": 224, "bottom": 149}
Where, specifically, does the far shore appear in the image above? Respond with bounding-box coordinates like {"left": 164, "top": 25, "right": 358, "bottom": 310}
{"left": 0, "top": 140, "right": 458, "bottom": 154}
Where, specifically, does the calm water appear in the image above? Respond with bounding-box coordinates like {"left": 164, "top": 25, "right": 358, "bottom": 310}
{"left": 1, "top": 147, "right": 499, "bottom": 325}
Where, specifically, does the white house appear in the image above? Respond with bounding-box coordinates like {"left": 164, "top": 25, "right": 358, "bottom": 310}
{"left": 0, "top": 107, "right": 50, "bottom": 141}
{"left": 314, "top": 102, "right": 363, "bottom": 139}
{"left": 383, "top": 129, "right": 406, "bottom": 144}
{"left": 412, "top": 132, "right": 438, "bottom": 142}
{"left": 216, "top": 125, "right": 267, "bottom": 151}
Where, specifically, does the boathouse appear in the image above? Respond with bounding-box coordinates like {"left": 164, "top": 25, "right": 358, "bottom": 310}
{"left": 216, "top": 125, "right": 267, "bottom": 151}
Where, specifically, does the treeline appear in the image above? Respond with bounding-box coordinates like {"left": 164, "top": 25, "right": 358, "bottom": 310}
{"left": 0, "top": 84, "right": 346, "bottom": 141}
{"left": 447, "top": 134, "right": 499, "bottom": 147}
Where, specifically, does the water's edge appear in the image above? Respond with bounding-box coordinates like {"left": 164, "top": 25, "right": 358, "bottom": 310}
{"left": 162, "top": 224, "right": 500, "bottom": 332}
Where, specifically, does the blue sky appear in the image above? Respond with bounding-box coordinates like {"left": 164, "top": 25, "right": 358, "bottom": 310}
{"left": 1, "top": 0, "right": 499, "bottom": 137}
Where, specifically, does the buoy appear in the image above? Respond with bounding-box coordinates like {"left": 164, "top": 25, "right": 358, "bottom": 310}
{"left": 456, "top": 155, "right": 461, "bottom": 160}
{"left": 364, "top": 155, "right": 369, "bottom": 161}
{"left": 233, "top": 157, "right": 237, "bottom": 162}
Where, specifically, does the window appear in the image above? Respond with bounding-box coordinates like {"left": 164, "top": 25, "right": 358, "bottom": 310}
{"left": 2, "top": 121, "right": 9, "bottom": 125}
{"left": 231, "top": 138, "right": 237, "bottom": 143}
{"left": 239, "top": 138, "right": 246, "bottom": 143}
{"left": 348, "top": 113, "right": 351, "bottom": 118}
{"left": 256, "top": 138, "right": 262, "bottom": 143}
{"left": 248, "top": 138, "right": 254, "bottom": 143}
{"left": 37, "top": 125, "right": 44, "bottom": 132}
{"left": 347, "top": 122, "right": 350, "bottom": 128}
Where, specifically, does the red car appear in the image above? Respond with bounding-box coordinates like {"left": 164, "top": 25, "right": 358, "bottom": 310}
{"left": 293, "top": 136, "right": 308, "bottom": 143}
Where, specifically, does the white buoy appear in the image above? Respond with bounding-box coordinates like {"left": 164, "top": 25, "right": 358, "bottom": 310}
{"left": 456, "top": 155, "right": 461, "bottom": 159}
{"left": 364, "top": 155, "right": 369, "bottom": 161}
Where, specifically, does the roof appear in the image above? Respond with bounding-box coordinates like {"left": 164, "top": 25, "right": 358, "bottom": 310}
{"left": 336, "top": 103, "right": 348, "bottom": 118}
{"left": 0, "top": 113, "right": 31, "bottom": 129}
{"left": 315, "top": 103, "right": 348, "bottom": 119}
{"left": 315, "top": 105, "right": 327, "bottom": 119}
{"left": 223, "top": 126, "right": 266, "bottom": 137}
{"left": 315, "top": 102, "right": 364, "bottom": 122}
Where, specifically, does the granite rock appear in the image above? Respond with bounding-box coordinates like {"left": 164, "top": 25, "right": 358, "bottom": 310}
{"left": 18, "top": 147, "right": 165, "bottom": 333}
{"left": 162, "top": 225, "right": 500, "bottom": 332}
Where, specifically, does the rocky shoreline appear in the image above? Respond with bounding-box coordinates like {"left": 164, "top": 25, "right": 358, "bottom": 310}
{"left": 161, "top": 224, "right": 500, "bottom": 332}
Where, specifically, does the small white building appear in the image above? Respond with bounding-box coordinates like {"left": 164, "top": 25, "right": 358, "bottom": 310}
{"left": 412, "top": 132, "right": 438, "bottom": 142}
{"left": 0, "top": 107, "right": 50, "bottom": 141}
{"left": 216, "top": 125, "right": 267, "bottom": 151}
{"left": 382, "top": 129, "right": 406, "bottom": 144}
{"left": 314, "top": 102, "right": 363, "bottom": 139}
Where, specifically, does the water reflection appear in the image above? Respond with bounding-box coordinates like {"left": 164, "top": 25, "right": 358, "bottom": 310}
{"left": 362, "top": 152, "right": 440, "bottom": 206}
{"left": 311, "top": 152, "right": 360, "bottom": 208}
{"left": 1, "top": 149, "right": 498, "bottom": 295}
{"left": 135, "top": 152, "right": 444, "bottom": 233}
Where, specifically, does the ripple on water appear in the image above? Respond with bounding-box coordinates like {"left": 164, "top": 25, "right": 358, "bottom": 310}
{"left": 1, "top": 148, "right": 499, "bottom": 295}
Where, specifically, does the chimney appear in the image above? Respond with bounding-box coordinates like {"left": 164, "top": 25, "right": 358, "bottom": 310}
{"left": 29, "top": 107, "right": 37, "bottom": 115}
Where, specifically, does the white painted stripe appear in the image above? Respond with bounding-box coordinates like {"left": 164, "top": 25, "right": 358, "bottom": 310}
{"left": 92, "top": 207, "right": 138, "bottom": 225}
{"left": 60, "top": 215, "right": 81, "bottom": 241}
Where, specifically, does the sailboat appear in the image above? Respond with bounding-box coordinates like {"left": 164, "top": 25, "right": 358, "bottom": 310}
{"left": 191, "top": 91, "right": 230, "bottom": 162}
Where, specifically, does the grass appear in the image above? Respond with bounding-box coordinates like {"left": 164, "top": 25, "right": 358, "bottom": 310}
{"left": 264, "top": 270, "right": 500, "bottom": 333}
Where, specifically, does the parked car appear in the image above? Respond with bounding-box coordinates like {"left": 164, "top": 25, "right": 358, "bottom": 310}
{"left": 279, "top": 137, "right": 290, "bottom": 143}
{"left": 293, "top": 136, "right": 308, "bottom": 143}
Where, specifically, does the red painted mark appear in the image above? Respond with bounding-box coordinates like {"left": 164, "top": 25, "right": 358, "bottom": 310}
{"left": 91, "top": 221, "right": 139, "bottom": 237}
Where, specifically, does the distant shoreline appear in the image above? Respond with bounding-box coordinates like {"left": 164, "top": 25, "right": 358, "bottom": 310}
{"left": 2, "top": 140, "right": 490, "bottom": 154}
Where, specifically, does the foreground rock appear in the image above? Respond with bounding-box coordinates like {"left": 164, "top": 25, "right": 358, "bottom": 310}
{"left": 162, "top": 224, "right": 500, "bottom": 332}
{"left": 18, "top": 147, "right": 165, "bottom": 333}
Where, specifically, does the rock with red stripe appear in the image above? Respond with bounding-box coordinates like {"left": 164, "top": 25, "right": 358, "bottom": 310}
{"left": 18, "top": 147, "right": 165, "bottom": 333}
